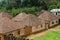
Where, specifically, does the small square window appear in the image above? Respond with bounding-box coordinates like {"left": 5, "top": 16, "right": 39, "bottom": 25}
{"left": 56, "top": 13, "right": 57, "bottom": 15}
{"left": 56, "top": 21, "right": 58, "bottom": 23}
{"left": 52, "top": 22, "right": 54, "bottom": 24}
{"left": 18, "top": 31, "right": 20, "bottom": 35}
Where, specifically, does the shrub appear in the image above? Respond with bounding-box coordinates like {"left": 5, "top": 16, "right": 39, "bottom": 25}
{"left": 0, "top": 7, "right": 8, "bottom": 12}
{"left": 11, "top": 8, "right": 20, "bottom": 17}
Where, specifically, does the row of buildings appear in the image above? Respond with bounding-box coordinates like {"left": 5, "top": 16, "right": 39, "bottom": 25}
{"left": 51, "top": 9, "right": 60, "bottom": 23}
{"left": 0, "top": 10, "right": 59, "bottom": 40}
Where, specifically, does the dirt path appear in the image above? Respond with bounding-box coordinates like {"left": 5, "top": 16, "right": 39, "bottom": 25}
{"left": 27, "top": 30, "right": 48, "bottom": 39}
{"left": 27, "top": 25, "right": 60, "bottom": 39}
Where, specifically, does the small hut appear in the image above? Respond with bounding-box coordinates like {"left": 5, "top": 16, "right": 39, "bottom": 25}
{"left": 12, "top": 13, "right": 43, "bottom": 35}
{"left": 38, "top": 10, "right": 59, "bottom": 28}
{"left": 0, "top": 12, "right": 18, "bottom": 40}
{"left": 19, "top": 14, "right": 41, "bottom": 33}
{"left": 51, "top": 9, "right": 60, "bottom": 24}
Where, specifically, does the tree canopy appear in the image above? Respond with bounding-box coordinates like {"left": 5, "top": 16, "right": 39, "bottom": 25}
{"left": 0, "top": 0, "right": 60, "bottom": 16}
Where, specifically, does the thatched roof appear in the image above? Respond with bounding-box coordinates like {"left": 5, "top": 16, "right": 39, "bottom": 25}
{"left": 0, "top": 12, "right": 23, "bottom": 34}
{"left": 12, "top": 13, "right": 41, "bottom": 27}
{"left": 0, "top": 12, "right": 41, "bottom": 34}
{"left": 37, "top": 10, "right": 45, "bottom": 16}
{"left": 0, "top": 18, "right": 15, "bottom": 33}
{"left": 19, "top": 14, "right": 41, "bottom": 27}
{"left": 0, "top": 16, "right": 24, "bottom": 34}
{"left": 12, "top": 13, "right": 28, "bottom": 21}
{"left": 0, "top": 12, "right": 40, "bottom": 34}
{"left": 0, "top": 12, "right": 12, "bottom": 19}
{"left": 38, "top": 10, "right": 58, "bottom": 22}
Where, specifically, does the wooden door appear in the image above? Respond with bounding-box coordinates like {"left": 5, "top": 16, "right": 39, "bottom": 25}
{"left": 0, "top": 37, "right": 1, "bottom": 40}
{"left": 45, "top": 23, "right": 49, "bottom": 29}
{"left": 59, "top": 19, "right": 60, "bottom": 24}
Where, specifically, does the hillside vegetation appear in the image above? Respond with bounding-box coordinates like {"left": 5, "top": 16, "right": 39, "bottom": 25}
{"left": 0, "top": 0, "right": 60, "bottom": 16}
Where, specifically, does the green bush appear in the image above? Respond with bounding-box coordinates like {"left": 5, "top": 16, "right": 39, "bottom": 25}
{"left": 11, "top": 8, "right": 20, "bottom": 17}
{"left": 16, "top": 36, "right": 21, "bottom": 40}
{"left": 16, "top": 36, "right": 26, "bottom": 40}
{"left": 48, "top": 5, "right": 57, "bottom": 10}
{"left": 0, "top": 7, "right": 42, "bottom": 17}
{"left": 20, "top": 7, "right": 41, "bottom": 15}
{"left": 0, "top": 7, "right": 8, "bottom": 12}
{"left": 57, "top": 3, "right": 60, "bottom": 8}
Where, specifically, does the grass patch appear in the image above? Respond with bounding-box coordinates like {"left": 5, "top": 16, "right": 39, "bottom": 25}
{"left": 33, "top": 30, "right": 60, "bottom": 40}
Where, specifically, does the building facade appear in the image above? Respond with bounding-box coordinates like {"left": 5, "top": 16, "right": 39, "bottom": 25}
{"left": 0, "top": 11, "right": 59, "bottom": 40}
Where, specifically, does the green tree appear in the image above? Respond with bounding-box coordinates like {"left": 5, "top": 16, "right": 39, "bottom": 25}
{"left": 40, "top": 0, "right": 48, "bottom": 10}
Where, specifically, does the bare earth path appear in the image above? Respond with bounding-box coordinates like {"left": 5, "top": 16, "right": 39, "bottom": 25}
{"left": 27, "top": 25, "right": 60, "bottom": 39}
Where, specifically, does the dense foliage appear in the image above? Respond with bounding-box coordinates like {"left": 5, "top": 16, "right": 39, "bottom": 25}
{"left": 0, "top": 0, "right": 60, "bottom": 16}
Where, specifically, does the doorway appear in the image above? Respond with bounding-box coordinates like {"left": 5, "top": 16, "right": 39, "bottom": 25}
{"left": 45, "top": 23, "right": 49, "bottom": 30}
{"left": 59, "top": 19, "right": 60, "bottom": 24}
{"left": 0, "top": 37, "right": 1, "bottom": 40}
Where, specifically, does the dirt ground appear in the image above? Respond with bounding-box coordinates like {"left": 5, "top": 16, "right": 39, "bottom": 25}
{"left": 27, "top": 25, "right": 60, "bottom": 39}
